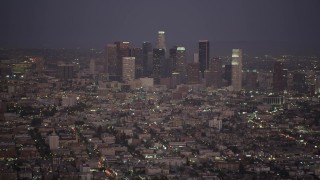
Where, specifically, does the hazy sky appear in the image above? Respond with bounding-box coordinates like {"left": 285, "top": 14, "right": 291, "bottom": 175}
{"left": 1, "top": 0, "right": 320, "bottom": 55}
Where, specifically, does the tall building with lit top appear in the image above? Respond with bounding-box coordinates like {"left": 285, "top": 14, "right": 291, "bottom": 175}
{"left": 176, "top": 47, "right": 187, "bottom": 83}
{"left": 122, "top": 57, "right": 135, "bottom": 83}
{"left": 199, "top": 40, "right": 210, "bottom": 78}
{"left": 231, "top": 49, "right": 243, "bottom": 91}
{"left": 157, "top": 31, "right": 166, "bottom": 51}
{"left": 153, "top": 48, "right": 165, "bottom": 84}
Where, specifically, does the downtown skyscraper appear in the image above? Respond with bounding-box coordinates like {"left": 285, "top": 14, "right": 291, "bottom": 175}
{"left": 115, "top": 41, "right": 130, "bottom": 81}
{"left": 122, "top": 57, "right": 135, "bottom": 83}
{"left": 199, "top": 40, "right": 210, "bottom": 78}
{"left": 142, "top": 41, "right": 153, "bottom": 76}
{"left": 176, "top": 47, "right": 187, "bottom": 84}
{"left": 105, "top": 44, "right": 117, "bottom": 81}
{"left": 131, "top": 47, "right": 143, "bottom": 79}
{"left": 157, "top": 31, "right": 166, "bottom": 52}
{"left": 231, "top": 49, "right": 243, "bottom": 91}
{"left": 153, "top": 48, "right": 165, "bottom": 84}
{"left": 106, "top": 42, "right": 130, "bottom": 82}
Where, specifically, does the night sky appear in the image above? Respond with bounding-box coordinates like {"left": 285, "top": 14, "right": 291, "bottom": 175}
{"left": 1, "top": 0, "right": 320, "bottom": 55}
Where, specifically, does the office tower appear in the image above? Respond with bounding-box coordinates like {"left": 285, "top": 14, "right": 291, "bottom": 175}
{"left": 199, "top": 40, "right": 210, "bottom": 78}
{"left": 224, "top": 64, "right": 232, "bottom": 86}
{"left": 231, "top": 49, "right": 243, "bottom": 91}
{"left": 209, "top": 57, "right": 223, "bottom": 88}
{"left": 157, "top": 31, "right": 166, "bottom": 51}
{"left": 122, "top": 57, "right": 135, "bottom": 83}
{"left": 115, "top": 42, "right": 130, "bottom": 57}
{"left": 245, "top": 70, "right": 258, "bottom": 90}
{"left": 272, "top": 61, "right": 287, "bottom": 92}
{"left": 169, "top": 46, "right": 178, "bottom": 73}
{"left": 187, "top": 62, "right": 200, "bottom": 84}
{"left": 49, "top": 131, "right": 59, "bottom": 150}
{"left": 176, "top": 47, "right": 187, "bottom": 83}
{"left": 131, "top": 47, "right": 143, "bottom": 79}
{"left": 142, "top": 42, "right": 152, "bottom": 76}
{"left": 58, "top": 64, "right": 74, "bottom": 80}
{"left": 115, "top": 41, "right": 130, "bottom": 81}
{"left": 293, "top": 72, "right": 307, "bottom": 93}
{"left": 153, "top": 48, "right": 165, "bottom": 84}
{"left": 105, "top": 44, "right": 118, "bottom": 81}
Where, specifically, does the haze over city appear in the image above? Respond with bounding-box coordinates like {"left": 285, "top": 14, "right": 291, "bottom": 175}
{"left": 1, "top": 0, "right": 320, "bottom": 55}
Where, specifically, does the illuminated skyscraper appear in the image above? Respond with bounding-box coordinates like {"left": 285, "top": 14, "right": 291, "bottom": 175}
{"left": 199, "top": 40, "right": 210, "bottom": 78}
{"left": 157, "top": 31, "right": 166, "bottom": 51}
{"left": 105, "top": 44, "right": 118, "bottom": 81}
{"left": 122, "top": 57, "right": 135, "bottom": 83}
{"left": 153, "top": 48, "right": 165, "bottom": 84}
{"left": 176, "top": 47, "right": 187, "bottom": 83}
{"left": 231, "top": 49, "right": 243, "bottom": 91}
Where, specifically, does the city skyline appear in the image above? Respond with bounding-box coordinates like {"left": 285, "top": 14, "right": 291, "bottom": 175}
{"left": 1, "top": 1, "right": 320, "bottom": 179}
{"left": 1, "top": 0, "right": 320, "bottom": 55}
